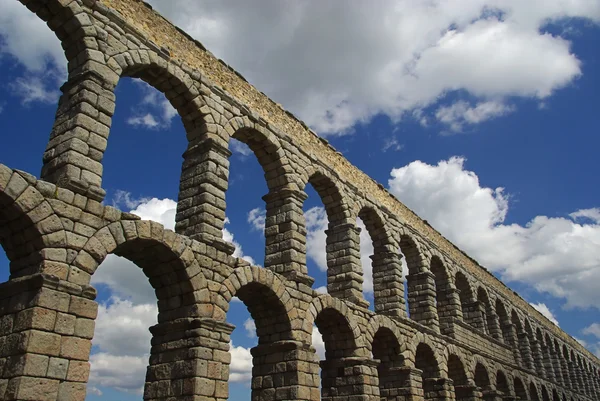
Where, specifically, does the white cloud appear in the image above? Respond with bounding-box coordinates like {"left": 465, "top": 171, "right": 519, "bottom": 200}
{"left": 229, "top": 342, "right": 253, "bottom": 383}
{"left": 435, "top": 100, "right": 515, "bottom": 132}
{"left": 314, "top": 286, "right": 327, "bottom": 294}
{"left": 570, "top": 208, "right": 600, "bottom": 224}
{"left": 125, "top": 80, "right": 178, "bottom": 130}
{"left": 312, "top": 326, "right": 325, "bottom": 361}
{"left": 89, "top": 353, "right": 148, "bottom": 394}
{"left": 9, "top": 76, "right": 61, "bottom": 106}
{"left": 223, "top": 218, "right": 256, "bottom": 266}
{"left": 583, "top": 323, "right": 600, "bottom": 339}
{"left": 111, "top": 190, "right": 151, "bottom": 210}
{"left": 146, "top": 0, "right": 599, "bottom": 135}
{"left": 230, "top": 138, "right": 253, "bottom": 157}
{"left": 126, "top": 113, "right": 160, "bottom": 129}
{"left": 382, "top": 137, "right": 404, "bottom": 152}
{"left": 243, "top": 318, "right": 256, "bottom": 338}
{"left": 530, "top": 302, "right": 559, "bottom": 326}
{"left": 388, "top": 156, "right": 600, "bottom": 310}
{"left": 247, "top": 207, "right": 266, "bottom": 232}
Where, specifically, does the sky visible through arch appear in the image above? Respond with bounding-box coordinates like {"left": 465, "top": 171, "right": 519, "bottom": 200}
{"left": 1, "top": 0, "right": 600, "bottom": 399}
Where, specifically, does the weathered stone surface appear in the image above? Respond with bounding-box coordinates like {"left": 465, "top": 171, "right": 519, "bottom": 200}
{"left": 0, "top": 1, "right": 597, "bottom": 401}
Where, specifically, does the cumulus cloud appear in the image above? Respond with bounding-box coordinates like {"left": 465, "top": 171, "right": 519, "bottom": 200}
{"left": 230, "top": 138, "right": 253, "bottom": 157}
{"left": 125, "top": 81, "right": 178, "bottom": 130}
{"left": 530, "top": 303, "right": 559, "bottom": 326}
{"left": 247, "top": 207, "right": 266, "bottom": 232}
{"left": 388, "top": 156, "right": 600, "bottom": 310}
{"left": 229, "top": 342, "right": 253, "bottom": 383}
{"left": 581, "top": 324, "right": 600, "bottom": 357}
{"left": 145, "top": 0, "right": 599, "bottom": 135}
{"left": 312, "top": 326, "right": 325, "bottom": 361}
{"left": 89, "top": 298, "right": 157, "bottom": 394}
{"left": 244, "top": 318, "right": 257, "bottom": 338}
{"left": 435, "top": 100, "right": 515, "bottom": 132}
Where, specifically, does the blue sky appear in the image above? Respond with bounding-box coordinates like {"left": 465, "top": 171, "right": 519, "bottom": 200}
{"left": 1, "top": 1, "right": 600, "bottom": 399}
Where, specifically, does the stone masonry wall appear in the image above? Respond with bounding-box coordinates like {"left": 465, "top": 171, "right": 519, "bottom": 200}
{"left": 0, "top": 1, "right": 599, "bottom": 401}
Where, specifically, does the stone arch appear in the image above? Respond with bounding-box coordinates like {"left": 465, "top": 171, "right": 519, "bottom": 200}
{"left": 365, "top": 315, "right": 403, "bottom": 350}
{"left": 473, "top": 359, "right": 491, "bottom": 390}
{"left": 371, "top": 324, "right": 404, "bottom": 400}
{"left": 414, "top": 342, "right": 443, "bottom": 401}
{"left": 218, "top": 266, "right": 299, "bottom": 400}
{"left": 496, "top": 370, "right": 510, "bottom": 396}
{"left": 356, "top": 205, "right": 403, "bottom": 315}
{"left": 399, "top": 233, "right": 425, "bottom": 275}
{"left": 514, "top": 376, "right": 528, "bottom": 400}
{"left": 552, "top": 388, "right": 560, "bottom": 401}
{"left": 530, "top": 381, "right": 541, "bottom": 401}
{"left": 495, "top": 298, "right": 512, "bottom": 345}
{"left": 549, "top": 335, "right": 564, "bottom": 385}
{"left": 72, "top": 221, "right": 206, "bottom": 313}
{"left": 302, "top": 167, "right": 350, "bottom": 226}
{"left": 455, "top": 271, "right": 476, "bottom": 326}
{"left": 512, "top": 310, "right": 533, "bottom": 369}
{"left": 537, "top": 328, "right": 553, "bottom": 381}
{"left": 430, "top": 255, "right": 452, "bottom": 319}
{"left": 477, "top": 286, "right": 497, "bottom": 338}
{"left": 542, "top": 385, "right": 551, "bottom": 401}
{"left": 524, "top": 319, "right": 544, "bottom": 374}
{"left": 307, "top": 295, "right": 365, "bottom": 358}
{"left": 223, "top": 116, "right": 292, "bottom": 190}
{"left": 0, "top": 167, "right": 67, "bottom": 278}
{"left": 303, "top": 169, "right": 366, "bottom": 304}
{"left": 447, "top": 352, "right": 469, "bottom": 388}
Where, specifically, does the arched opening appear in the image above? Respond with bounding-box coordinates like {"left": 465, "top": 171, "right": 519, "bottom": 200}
{"left": 315, "top": 307, "right": 362, "bottom": 401}
{"left": 402, "top": 236, "right": 437, "bottom": 327}
{"left": 537, "top": 329, "right": 553, "bottom": 380}
{"left": 302, "top": 172, "right": 366, "bottom": 305}
{"left": 455, "top": 272, "right": 475, "bottom": 326}
{"left": 496, "top": 370, "right": 510, "bottom": 396}
{"left": 552, "top": 388, "right": 560, "bottom": 401}
{"left": 448, "top": 354, "right": 470, "bottom": 401}
{"left": 227, "top": 281, "right": 295, "bottom": 401}
{"left": 514, "top": 377, "right": 528, "bottom": 401}
{"left": 512, "top": 310, "right": 533, "bottom": 369}
{"left": 530, "top": 382, "right": 541, "bottom": 401}
{"left": 477, "top": 287, "right": 497, "bottom": 338}
{"left": 358, "top": 207, "right": 402, "bottom": 314}
{"left": 372, "top": 327, "right": 403, "bottom": 400}
{"left": 525, "top": 320, "right": 544, "bottom": 373}
{"left": 495, "top": 299, "right": 511, "bottom": 345}
{"left": 474, "top": 362, "right": 490, "bottom": 391}
{"left": 415, "top": 343, "right": 441, "bottom": 401}
{"left": 542, "top": 386, "right": 551, "bottom": 401}
{"left": 430, "top": 256, "right": 451, "bottom": 320}
{"left": 562, "top": 345, "right": 572, "bottom": 387}
{"left": 550, "top": 336, "right": 564, "bottom": 385}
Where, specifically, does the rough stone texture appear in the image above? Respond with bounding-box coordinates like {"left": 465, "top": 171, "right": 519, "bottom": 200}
{"left": 0, "top": 1, "right": 599, "bottom": 401}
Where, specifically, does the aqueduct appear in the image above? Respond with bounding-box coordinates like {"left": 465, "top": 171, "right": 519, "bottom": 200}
{"left": 0, "top": 1, "right": 599, "bottom": 400}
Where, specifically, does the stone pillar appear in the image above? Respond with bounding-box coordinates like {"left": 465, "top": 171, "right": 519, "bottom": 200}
{"left": 423, "top": 377, "right": 454, "bottom": 401}
{"left": 436, "top": 286, "right": 462, "bottom": 336}
{"left": 42, "top": 70, "right": 116, "bottom": 202}
{"left": 391, "top": 367, "right": 425, "bottom": 401}
{"left": 530, "top": 340, "right": 546, "bottom": 378}
{"left": 560, "top": 355, "right": 571, "bottom": 388}
{"left": 371, "top": 251, "right": 406, "bottom": 317}
{"left": 145, "top": 318, "right": 234, "bottom": 401}
{"left": 482, "top": 387, "right": 504, "bottom": 401}
{"left": 406, "top": 271, "right": 440, "bottom": 332}
{"left": 487, "top": 311, "right": 502, "bottom": 341}
{"left": 505, "top": 323, "right": 522, "bottom": 367}
{"left": 0, "top": 273, "right": 97, "bottom": 401}
{"left": 175, "top": 138, "right": 235, "bottom": 254}
{"left": 378, "top": 366, "right": 412, "bottom": 401}
{"left": 320, "top": 357, "right": 380, "bottom": 401}
{"left": 517, "top": 332, "right": 535, "bottom": 370}
{"left": 263, "top": 187, "right": 314, "bottom": 286}
{"left": 251, "top": 340, "right": 317, "bottom": 401}
{"left": 542, "top": 346, "right": 555, "bottom": 383}
{"left": 325, "top": 223, "right": 368, "bottom": 307}
{"left": 463, "top": 301, "right": 486, "bottom": 333}
{"left": 454, "top": 383, "right": 483, "bottom": 401}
